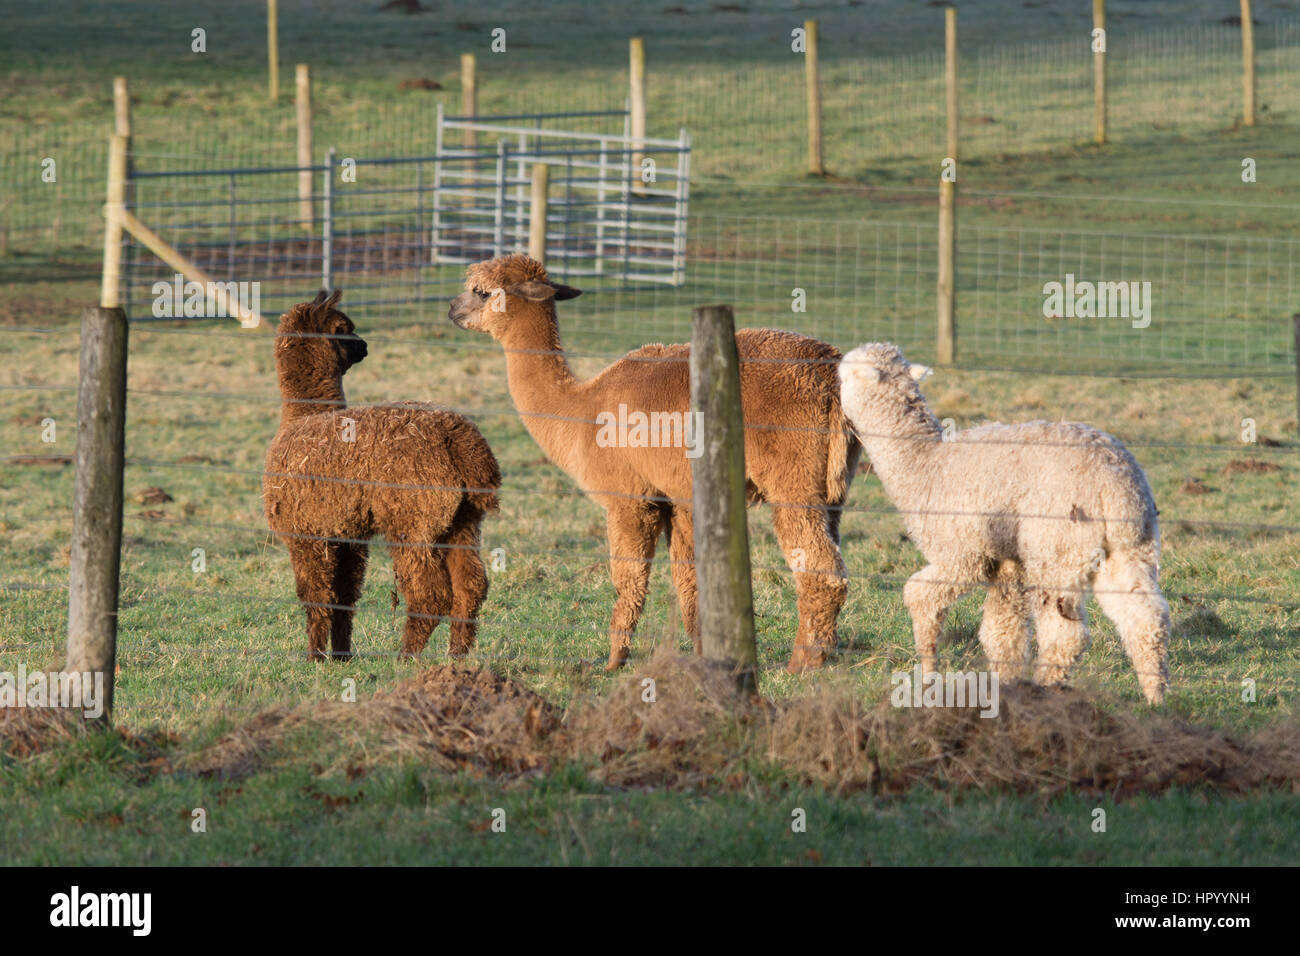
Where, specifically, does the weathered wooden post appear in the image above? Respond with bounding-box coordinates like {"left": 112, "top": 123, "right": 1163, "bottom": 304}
{"left": 805, "top": 19, "right": 824, "bottom": 176}
{"left": 461, "top": 53, "right": 478, "bottom": 150}
{"left": 1242, "top": 0, "right": 1256, "bottom": 127}
{"left": 65, "top": 305, "right": 128, "bottom": 726}
{"left": 937, "top": 6, "right": 958, "bottom": 366}
{"left": 71, "top": 141, "right": 131, "bottom": 724}
{"left": 528, "top": 163, "right": 549, "bottom": 263}
{"left": 690, "top": 304, "right": 758, "bottom": 694}
{"left": 629, "top": 37, "right": 647, "bottom": 197}
{"left": 267, "top": 0, "right": 280, "bottom": 101}
{"left": 1093, "top": 0, "right": 1107, "bottom": 144}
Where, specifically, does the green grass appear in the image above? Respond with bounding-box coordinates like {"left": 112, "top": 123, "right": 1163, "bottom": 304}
{"left": 4, "top": 731, "right": 1297, "bottom": 866}
{"left": 2, "top": 0, "right": 1299, "bottom": 865}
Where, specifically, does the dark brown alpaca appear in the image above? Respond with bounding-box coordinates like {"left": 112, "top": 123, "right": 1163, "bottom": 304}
{"left": 264, "top": 290, "right": 501, "bottom": 660}
{"left": 449, "top": 255, "right": 861, "bottom": 673}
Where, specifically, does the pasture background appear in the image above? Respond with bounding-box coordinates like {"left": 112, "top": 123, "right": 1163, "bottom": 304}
{"left": 2, "top": 0, "right": 1298, "bottom": 865}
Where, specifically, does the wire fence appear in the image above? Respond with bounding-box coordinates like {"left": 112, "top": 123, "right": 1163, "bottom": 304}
{"left": 113, "top": 156, "right": 1300, "bottom": 375}
{"left": 2, "top": 298, "right": 1298, "bottom": 730}
{"left": 5, "top": 16, "right": 1298, "bottom": 250}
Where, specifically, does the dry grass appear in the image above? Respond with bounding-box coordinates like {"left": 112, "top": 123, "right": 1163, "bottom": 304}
{"left": 151, "top": 649, "right": 1300, "bottom": 799}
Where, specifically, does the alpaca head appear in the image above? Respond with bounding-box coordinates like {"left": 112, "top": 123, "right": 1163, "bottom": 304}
{"left": 448, "top": 254, "right": 581, "bottom": 345}
{"left": 839, "top": 343, "right": 934, "bottom": 432}
{"left": 274, "top": 290, "right": 367, "bottom": 404}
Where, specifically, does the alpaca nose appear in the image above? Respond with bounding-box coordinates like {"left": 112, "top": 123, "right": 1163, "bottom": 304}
{"left": 448, "top": 292, "right": 475, "bottom": 328}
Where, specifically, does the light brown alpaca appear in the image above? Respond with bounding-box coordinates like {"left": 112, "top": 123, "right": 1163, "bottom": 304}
{"left": 265, "top": 290, "right": 501, "bottom": 660}
{"left": 448, "top": 254, "right": 861, "bottom": 673}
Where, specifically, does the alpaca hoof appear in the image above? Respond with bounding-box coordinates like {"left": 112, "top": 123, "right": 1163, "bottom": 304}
{"left": 786, "top": 646, "right": 828, "bottom": 674}
{"left": 331, "top": 650, "right": 353, "bottom": 663}
{"left": 308, "top": 650, "right": 330, "bottom": 663}
{"left": 604, "top": 655, "right": 628, "bottom": 672}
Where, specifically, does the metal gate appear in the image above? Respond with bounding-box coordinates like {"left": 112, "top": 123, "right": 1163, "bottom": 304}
{"left": 431, "top": 107, "right": 691, "bottom": 286}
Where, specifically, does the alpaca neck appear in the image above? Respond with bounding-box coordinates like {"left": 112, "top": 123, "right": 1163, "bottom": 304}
{"left": 858, "top": 399, "right": 943, "bottom": 506}
{"left": 499, "top": 314, "right": 585, "bottom": 465}
{"left": 277, "top": 367, "right": 346, "bottom": 424}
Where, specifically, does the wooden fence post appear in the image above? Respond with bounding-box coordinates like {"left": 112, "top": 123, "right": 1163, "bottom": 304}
{"left": 937, "top": 7, "right": 958, "bottom": 366}
{"left": 112, "top": 77, "right": 131, "bottom": 138}
{"left": 629, "top": 38, "right": 647, "bottom": 197}
{"left": 690, "top": 304, "right": 758, "bottom": 694}
{"left": 296, "top": 64, "right": 312, "bottom": 230}
{"left": 528, "top": 163, "right": 549, "bottom": 263}
{"left": 101, "top": 134, "right": 127, "bottom": 310}
{"left": 461, "top": 53, "right": 478, "bottom": 150}
{"left": 267, "top": 0, "right": 280, "bottom": 101}
{"left": 113, "top": 78, "right": 134, "bottom": 221}
{"left": 1242, "top": 0, "right": 1256, "bottom": 127}
{"left": 805, "top": 19, "right": 824, "bottom": 176}
{"left": 65, "top": 305, "right": 128, "bottom": 725}
{"left": 1093, "top": 0, "right": 1107, "bottom": 144}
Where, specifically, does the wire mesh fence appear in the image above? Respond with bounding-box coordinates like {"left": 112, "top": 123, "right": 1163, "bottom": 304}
{"left": 6, "top": 16, "right": 1299, "bottom": 251}
{"left": 2, "top": 304, "right": 1298, "bottom": 730}
{"left": 116, "top": 168, "right": 1300, "bottom": 377}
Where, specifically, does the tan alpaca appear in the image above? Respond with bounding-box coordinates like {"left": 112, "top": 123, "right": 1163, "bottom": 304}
{"left": 265, "top": 291, "right": 501, "bottom": 661}
{"left": 448, "top": 254, "right": 861, "bottom": 672}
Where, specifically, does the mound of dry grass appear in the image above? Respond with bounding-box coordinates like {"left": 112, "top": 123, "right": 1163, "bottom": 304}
{"left": 0, "top": 706, "right": 82, "bottom": 758}
{"left": 180, "top": 664, "right": 558, "bottom": 779}
{"left": 27, "top": 650, "right": 1298, "bottom": 800}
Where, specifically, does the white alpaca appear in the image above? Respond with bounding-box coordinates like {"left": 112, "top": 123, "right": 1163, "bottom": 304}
{"left": 839, "top": 343, "right": 1170, "bottom": 704}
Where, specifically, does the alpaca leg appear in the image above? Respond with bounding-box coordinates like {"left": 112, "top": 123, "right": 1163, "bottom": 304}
{"left": 285, "top": 538, "right": 340, "bottom": 661}
{"left": 978, "top": 559, "right": 1030, "bottom": 680}
{"left": 330, "top": 542, "right": 368, "bottom": 661}
{"left": 902, "top": 565, "right": 970, "bottom": 676}
{"left": 605, "top": 503, "right": 663, "bottom": 671}
{"left": 391, "top": 544, "right": 453, "bottom": 658}
{"left": 1030, "top": 586, "right": 1091, "bottom": 688}
{"left": 773, "top": 504, "right": 848, "bottom": 673}
{"left": 443, "top": 510, "right": 489, "bottom": 656}
{"left": 1094, "top": 549, "right": 1170, "bottom": 705}
{"left": 665, "top": 505, "right": 700, "bottom": 654}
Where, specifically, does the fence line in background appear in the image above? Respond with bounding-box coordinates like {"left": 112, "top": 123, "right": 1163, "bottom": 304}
{"left": 6, "top": 15, "right": 1299, "bottom": 249}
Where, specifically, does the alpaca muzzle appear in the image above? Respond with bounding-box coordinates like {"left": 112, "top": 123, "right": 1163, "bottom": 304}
{"left": 448, "top": 292, "right": 479, "bottom": 330}
{"left": 342, "top": 335, "right": 367, "bottom": 367}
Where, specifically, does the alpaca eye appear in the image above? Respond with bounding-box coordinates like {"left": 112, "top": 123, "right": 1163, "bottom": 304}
{"left": 475, "top": 290, "right": 489, "bottom": 300}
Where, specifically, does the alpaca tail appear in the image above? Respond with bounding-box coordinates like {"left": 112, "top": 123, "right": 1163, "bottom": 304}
{"left": 825, "top": 406, "right": 860, "bottom": 508}
{"left": 448, "top": 418, "right": 502, "bottom": 513}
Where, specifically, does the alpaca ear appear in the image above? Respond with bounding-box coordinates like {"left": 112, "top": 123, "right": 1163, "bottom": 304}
{"left": 842, "top": 360, "right": 882, "bottom": 386}
{"left": 309, "top": 288, "right": 342, "bottom": 319}
{"left": 908, "top": 363, "right": 933, "bottom": 383}
{"left": 507, "top": 280, "right": 582, "bottom": 302}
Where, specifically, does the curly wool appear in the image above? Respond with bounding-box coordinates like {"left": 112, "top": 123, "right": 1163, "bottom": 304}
{"left": 839, "top": 343, "right": 1170, "bottom": 704}
{"left": 265, "top": 290, "right": 500, "bottom": 661}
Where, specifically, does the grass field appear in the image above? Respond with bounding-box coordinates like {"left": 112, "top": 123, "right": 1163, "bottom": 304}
{"left": 2, "top": 0, "right": 1299, "bottom": 866}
